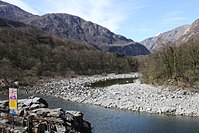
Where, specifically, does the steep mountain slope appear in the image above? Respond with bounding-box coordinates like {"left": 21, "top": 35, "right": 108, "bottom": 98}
{"left": 141, "top": 25, "right": 189, "bottom": 52}
{"left": 109, "top": 42, "right": 150, "bottom": 56}
{"left": 0, "top": 1, "right": 33, "bottom": 20}
{"left": 22, "top": 13, "right": 150, "bottom": 56}
{"left": 0, "top": 17, "right": 27, "bottom": 27}
{"left": 177, "top": 19, "right": 199, "bottom": 44}
{"left": 0, "top": 1, "right": 149, "bottom": 56}
{"left": 22, "top": 13, "right": 133, "bottom": 50}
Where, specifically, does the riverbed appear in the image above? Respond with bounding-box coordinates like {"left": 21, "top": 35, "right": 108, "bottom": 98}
{"left": 1, "top": 94, "right": 199, "bottom": 133}
{"left": 1, "top": 73, "right": 199, "bottom": 132}
{"left": 22, "top": 73, "right": 199, "bottom": 116}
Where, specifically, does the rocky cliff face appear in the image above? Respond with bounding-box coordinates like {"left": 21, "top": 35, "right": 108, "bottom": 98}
{"left": 0, "top": 1, "right": 150, "bottom": 56}
{"left": 141, "top": 25, "right": 189, "bottom": 52}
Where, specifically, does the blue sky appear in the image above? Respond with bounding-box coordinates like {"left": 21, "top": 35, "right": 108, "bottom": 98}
{"left": 3, "top": 0, "right": 199, "bottom": 42}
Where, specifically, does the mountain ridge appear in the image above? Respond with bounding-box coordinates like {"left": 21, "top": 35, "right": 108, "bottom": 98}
{"left": 141, "top": 25, "right": 189, "bottom": 52}
{"left": 0, "top": 1, "right": 150, "bottom": 56}
{"left": 22, "top": 13, "right": 133, "bottom": 50}
{"left": 0, "top": 1, "right": 34, "bottom": 20}
{"left": 177, "top": 19, "right": 199, "bottom": 44}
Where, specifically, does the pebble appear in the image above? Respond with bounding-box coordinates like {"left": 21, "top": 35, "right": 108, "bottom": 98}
{"left": 21, "top": 73, "right": 199, "bottom": 117}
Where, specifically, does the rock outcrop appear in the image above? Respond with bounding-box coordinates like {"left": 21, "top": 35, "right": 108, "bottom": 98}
{"left": 0, "top": 96, "right": 91, "bottom": 133}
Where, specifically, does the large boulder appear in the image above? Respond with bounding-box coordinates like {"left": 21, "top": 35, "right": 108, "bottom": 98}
{"left": 18, "top": 96, "right": 48, "bottom": 109}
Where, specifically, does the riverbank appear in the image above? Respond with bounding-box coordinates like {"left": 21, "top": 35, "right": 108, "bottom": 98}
{"left": 21, "top": 73, "right": 199, "bottom": 117}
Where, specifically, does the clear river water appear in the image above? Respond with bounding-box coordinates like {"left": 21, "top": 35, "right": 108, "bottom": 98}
{"left": 1, "top": 94, "right": 199, "bottom": 133}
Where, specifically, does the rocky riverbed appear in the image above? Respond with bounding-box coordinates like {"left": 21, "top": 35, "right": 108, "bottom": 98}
{"left": 21, "top": 73, "right": 199, "bottom": 117}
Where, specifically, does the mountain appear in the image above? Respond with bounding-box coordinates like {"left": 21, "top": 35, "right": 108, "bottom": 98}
{"left": 22, "top": 13, "right": 150, "bottom": 55}
{"left": 22, "top": 13, "right": 132, "bottom": 50}
{"left": 0, "top": 1, "right": 149, "bottom": 56}
{"left": 0, "top": 17, "right": 139, "bottom": 84}
{"left": 141, "top": 25, "right": 189, "bottom": 52}
{"left": 0, "top": 1, "right": 33, "bottom": 20}
{"left": 109, "top": 42, "right": 150, "bottom": 56}
{"left": 177, "top": 19, "right": 199, "bottom": 44}
{"left": 142, "top": 18, "right": 199, "bottom": 87}
{"left": 0, "top": 17, "right": 27, "bottom": 27}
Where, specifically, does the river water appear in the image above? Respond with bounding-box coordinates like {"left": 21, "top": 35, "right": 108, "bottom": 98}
{"left": 1, "top": 94, "right": 199, "bottom": 133}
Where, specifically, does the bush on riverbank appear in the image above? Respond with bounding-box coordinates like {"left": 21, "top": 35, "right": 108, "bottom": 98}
{"left": 141, "top": 39, "right": 199, "bottom": 89}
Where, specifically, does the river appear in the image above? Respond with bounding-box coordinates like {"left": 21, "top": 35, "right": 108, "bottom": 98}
{"left": 1, "top": 94, "right": 199, "bottom": 133}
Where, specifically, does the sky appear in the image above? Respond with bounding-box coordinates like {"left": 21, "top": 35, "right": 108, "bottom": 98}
{"left": 3, "top": 0, "right": 199, "bottom": 42}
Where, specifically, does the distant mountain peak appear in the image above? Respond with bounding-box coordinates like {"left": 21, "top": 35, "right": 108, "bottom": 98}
{"left": 141, "top": 25, "right": 190, "bottom": 52}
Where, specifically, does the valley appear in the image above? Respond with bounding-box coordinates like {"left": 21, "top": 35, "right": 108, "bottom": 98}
{"left": 0, "top": 1, "right": 199, "bottom": 133}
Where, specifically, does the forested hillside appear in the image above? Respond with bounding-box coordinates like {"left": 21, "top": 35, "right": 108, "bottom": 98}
{"left": 141, "top": 33, "right": 199, "bottom": 88}
{"left": 0, "top": 18, "right": 138, "bottom": 85}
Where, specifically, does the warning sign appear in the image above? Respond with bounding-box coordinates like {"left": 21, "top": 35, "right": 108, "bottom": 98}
{"left": 9, "top": 88, "right": 18, "bottom": 114}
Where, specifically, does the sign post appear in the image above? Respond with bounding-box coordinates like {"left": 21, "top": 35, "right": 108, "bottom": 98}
{"left": 9, "top": 88, "right": 18, "bottom": 129}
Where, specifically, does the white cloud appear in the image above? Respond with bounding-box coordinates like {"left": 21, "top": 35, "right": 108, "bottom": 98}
{"left": 4, "top": 0, "right": 148, "bottom": 32}
{"left": 4, "top": 0, "right": 39, "bottom": 14}
{"left": 44, "top": 0, "right": 135, "bottom": 32}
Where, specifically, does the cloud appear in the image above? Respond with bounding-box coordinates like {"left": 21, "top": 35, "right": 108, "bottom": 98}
{"left": 5, "top": 0, "right": 148, "bottom": 32}
{"left": 44, "top": 0, "right": 138, "bottom": 32}
{"left": 4, "top": 0, "right": 40, "bottom": 14}
{"left": 162, "top": 11, "right": 188, "bottom": 24}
